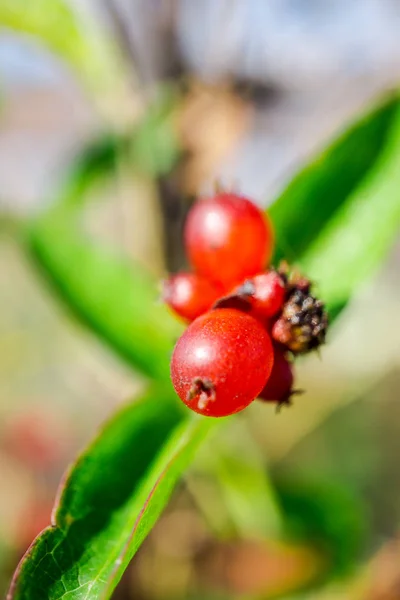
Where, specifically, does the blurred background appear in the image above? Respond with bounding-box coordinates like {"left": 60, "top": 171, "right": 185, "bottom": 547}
{"left": 0, "top": 1, "right": 400, "bottom": 598}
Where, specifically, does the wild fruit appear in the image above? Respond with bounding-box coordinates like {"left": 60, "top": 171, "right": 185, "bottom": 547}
{"left": 162, "top": 272, "right": 222, "bottom": 322}
{"left": 184, "top": 193, "right": 274, "bottom": 289}
{"left": 234, "top": 270, "right": 286, "bottom": 319}
{"left": 171, "top": 308, "right": 274, "bottom": 417}
{"left": 258, "top": 346, "right": 297, "bottom": 406}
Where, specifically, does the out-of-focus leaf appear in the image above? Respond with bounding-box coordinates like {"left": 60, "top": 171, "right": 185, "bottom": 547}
{"left": 211, "top": 451, "right": 282, "bottom": 538}
{"left": 192, "top": 419, "right": 283, "bottom": 539}
{"left": 59, "top": 135, "right": 122, "bottom": 207}
{"left": 8, "top": 388, "right": 212, "bottom": 600}
{"left": 21, "top": 92, "right": 181, "bottom": 376}
{"left": 129, "top": 89, "right": 181, "bottom": 177}
{"left": 27, "top": 208, "right": 182, "bottom": 381}
{"left": 301, "top": 110, "right": 400, "bottom": 317}
{"left": 269, "top": 93, "right": 399, "bottom": 263}
{"left": 59, "top": 92, "right": 180, "bottom": 207}
{"left": 0, "top": 0, "right": 119, "bottom": 90}
{"left": 278, "top": 372, "right": 400, "bottom": 553}
{"left": 275, "top": 477, "right": 366, "bottom": 582}
{"left": 269, "top": 93, "right": 400, "bottom": 318}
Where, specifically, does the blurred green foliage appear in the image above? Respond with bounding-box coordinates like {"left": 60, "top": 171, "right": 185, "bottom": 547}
{"left": 276, "top": 478, "right": 366, "bottom": 582}
{"left": 29, "top": 207, "right": 181, "bottom": 382}
{"left": 269, "top": 92, "right": 400, "bottom": 319}
{"left": 270, "top": 94, "right": 399, "bottom": 263}
{"left": 59, "top": 91, "right": 181, "bottom": 208}
{"left": 0, "top": 0, "right": 120, "bottom": 90}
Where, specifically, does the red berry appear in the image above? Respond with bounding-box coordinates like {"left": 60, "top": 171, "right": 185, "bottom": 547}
{"left": 235, "top": 270, "right": 286, "bottom": 319}
{"left": 171, "top": 308, "right": 274, "bottom": 417}
{"left": 162, "top": 273, "right": 222, "bottom": 322}
{"left": 258, "top": 347, "right": 294, "bottom": 404}
{"left": 184, "top": 193, "right": 274, "bottom": 289}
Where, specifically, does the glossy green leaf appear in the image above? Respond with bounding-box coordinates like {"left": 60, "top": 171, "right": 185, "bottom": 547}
{"left": 269, "top": 93, "right": 399, "bottom": 263}
{"left": 27, "top": 208, "right": 182, "bottom": 381}
{"left": 0, "top": 0, "right": 118, "bottom": 90}
{"left": 8, "top": 388, "right": 212, "bottom": 600}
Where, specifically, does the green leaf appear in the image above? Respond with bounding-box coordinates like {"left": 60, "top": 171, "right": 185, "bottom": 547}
{"left": 59, "top": 135, "right": 122, "bottom": 208}
{"left": 269, "top": 93, "right": 400, "bottom": 318}
{"left": 301, "top": 109, "right": 400, "bottom": 317}
{"left": 27, "top": 208, "right": 182, "bottom": 381}
{"left": 269, "top": 93, "right": 399, "bottom": 264}
{"left": 8, "top": 388, "right": 212, "bottom": 600}
{"left": 129, "top": 89, "right": 181, "bottom": 177}
{"left": 21, "top": 91, "right": 182, "bottom": 379}
{"left": 191, "top": 419, "right": 283, "bottom": 539}
{"left": 57, "top": 92, "right": 180, "bottom": 208}
{"left": 0, "top": 0, "right": 119, "bottom": 91}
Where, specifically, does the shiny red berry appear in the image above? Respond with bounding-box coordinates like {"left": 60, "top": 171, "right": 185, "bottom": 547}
{"left": 162, "top": 273, "right": 222, "bottom": 322}
{"left": 184, "top": 193, "right": 274, "bottom": 289}
{"left": 258, "top": 347, "right": 294, "bottom": 405}
{"left": 235, "top": 270, "right": 286, "bottom": 319}
{"left": 171, "top": 308, "right": 274, "bottom": 417}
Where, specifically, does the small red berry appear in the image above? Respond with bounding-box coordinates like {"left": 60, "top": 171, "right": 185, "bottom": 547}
{"left": 171, "top": 308, "right": 274, "bottom": 417}
{"left": 235, "top": 270, "right": 286, "bottom": 319}
{"left": 258, "top": 347, "right": 295, "bottom": 405}
{"left": 184, "top": 193, "right": 274, "bottom": 289}
{"left": 162, "top": 273, "right": 222, "bottom": 322}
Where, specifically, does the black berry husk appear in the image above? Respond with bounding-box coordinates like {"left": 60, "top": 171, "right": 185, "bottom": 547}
{"left": 272, "top": 287, "right": 328, "bottom": 354}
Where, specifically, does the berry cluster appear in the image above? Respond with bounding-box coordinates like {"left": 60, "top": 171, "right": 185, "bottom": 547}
{"left": 163, "top": 192, "right": 328, "bottom": 418}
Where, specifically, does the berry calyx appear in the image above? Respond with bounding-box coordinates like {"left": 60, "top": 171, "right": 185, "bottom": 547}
{"left": 258, "top": 346, "right": 299, "bottom": 408}
{"left": 235, "top": 270, "right": 286, "bottom": 319}
{"left": 272, "top": 288, "right": 328, "bottom": 354}
{"left": 184, "top": 192, "right": 274, "bottom": 289}
{"left": 162, "top": 273, "right": 222, "bottom": 322}
{"left": 171, "top": 308, "right": 274, "bottom": 417}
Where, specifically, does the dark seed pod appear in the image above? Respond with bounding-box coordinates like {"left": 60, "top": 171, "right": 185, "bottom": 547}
{"left": 272, "top": 288, "right": 328, "bottom": 354}
{"left": 277, "top": 260, "right": 312, "bottom": 295}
